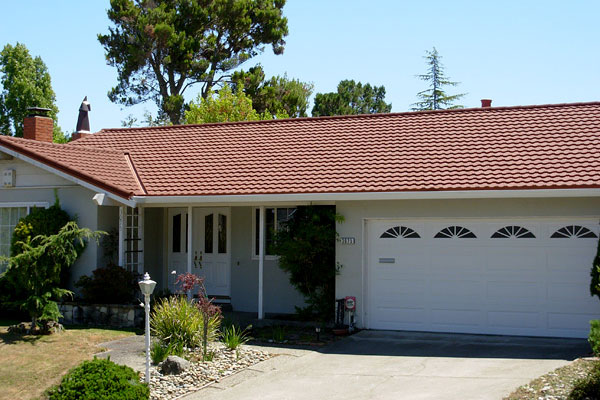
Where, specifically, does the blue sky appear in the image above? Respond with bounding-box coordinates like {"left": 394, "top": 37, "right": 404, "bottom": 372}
{"left": 1, "top": 0, "right": 598, "bottom": 132}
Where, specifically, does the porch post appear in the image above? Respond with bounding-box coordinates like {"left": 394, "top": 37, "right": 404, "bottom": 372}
{"left": 138, "top": 206, "right": 144, "bottom": 274}
{"left": 187, "top": 206, "right": 193, "bottom": 299}
{"left": 118, "top": 206, "right": 125, "bottom": 267}
{"left": 258, "top": 206, "right": 265, "bottom": 319}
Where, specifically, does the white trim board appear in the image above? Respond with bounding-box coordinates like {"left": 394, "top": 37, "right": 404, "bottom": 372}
{"left": 0, "top": 145, "right": 135, "bottom": 208}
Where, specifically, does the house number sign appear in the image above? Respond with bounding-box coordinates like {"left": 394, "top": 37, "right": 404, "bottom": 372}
{"left": 339, "top": 237, "right": 355, "bottom": 245}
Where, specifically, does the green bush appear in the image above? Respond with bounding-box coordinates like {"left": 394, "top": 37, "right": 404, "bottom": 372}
{"left": 221, "top": 324, "right": 251, "bottom": 350}
{"left": 75, "top": 265, "right": 139, "bottom": 304}
{"left": 47, "top": 357, "right": 149, "bottom": 400}
{"left": 273, "top": 206, "right": 343, "bottom": 322}
{"left": 589, "top": 320, "right": 600, "bottom": 356}
{"left": 568, "top": 361, "right": 600, "bottom": 400}
{"left": 151, "top": 295, "right": 220, "bottom": 349}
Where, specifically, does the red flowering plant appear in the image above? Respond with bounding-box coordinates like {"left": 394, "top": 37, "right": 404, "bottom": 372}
{"left": 175, "top": 273, "right": 222, "bottom": 359}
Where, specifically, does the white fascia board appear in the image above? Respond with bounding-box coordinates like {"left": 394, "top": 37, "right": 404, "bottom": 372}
{"left": 0, "top": 144, "right": 136, "bottom": 208}
{"left": 133, "top": 188, "right": 600, "bottom": 206}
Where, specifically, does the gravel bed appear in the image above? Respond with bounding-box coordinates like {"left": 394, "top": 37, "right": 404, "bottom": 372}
{"left": 141, "top": 343, "right": 271, "bottom": 400}
{"left": 504, "top": 358, "right": 597, "bottom": 400}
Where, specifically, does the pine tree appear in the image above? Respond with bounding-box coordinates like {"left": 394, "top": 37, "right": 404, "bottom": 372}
{"left": 412, "top": 47, "right": 466, "bottom": 111}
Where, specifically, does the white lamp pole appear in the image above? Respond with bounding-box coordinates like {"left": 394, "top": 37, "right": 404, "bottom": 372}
{"left": 138, "top": 272, "right": 156, "bottom": 385}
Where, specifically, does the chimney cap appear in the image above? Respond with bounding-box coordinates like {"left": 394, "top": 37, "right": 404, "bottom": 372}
{"left": 26, "top": 107, "right": 52, "bottom": 117}
{"left": 481, "top": 99, "right": 492, "bottom": 108}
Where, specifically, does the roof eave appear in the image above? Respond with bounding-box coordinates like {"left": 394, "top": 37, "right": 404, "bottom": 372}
{"left": 0, "top": 143, "right": 136, "bottom": 207}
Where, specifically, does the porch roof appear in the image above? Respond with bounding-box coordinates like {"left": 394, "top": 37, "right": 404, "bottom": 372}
{"left": 2, "top": 101, "right": 600, "bottom": 201}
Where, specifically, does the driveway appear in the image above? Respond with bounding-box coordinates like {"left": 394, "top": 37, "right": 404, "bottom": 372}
{"left": 183, "top": 330, "right": 590, "bottom": 400}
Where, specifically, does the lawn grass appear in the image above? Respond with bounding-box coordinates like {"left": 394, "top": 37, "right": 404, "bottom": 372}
{"left": 0, "top": 319, "right": 136, "bottom": 400}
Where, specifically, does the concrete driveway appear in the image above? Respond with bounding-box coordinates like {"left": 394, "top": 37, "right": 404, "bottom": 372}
{"left": 183, "top": 330, "right": 590, "bottom": 400}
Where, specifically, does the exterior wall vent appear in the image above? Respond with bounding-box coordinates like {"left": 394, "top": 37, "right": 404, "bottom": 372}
{"left": 2, "top": 169, "right": 16, "bottom": 187}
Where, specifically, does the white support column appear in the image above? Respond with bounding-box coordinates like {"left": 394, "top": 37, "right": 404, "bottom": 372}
{"left": 118, "top": 206, "right": 125, "bottom": 267}
{"left": 138, "top": 206, "right": 144, "bottom": 274}
{"left": 258, "top": 206, "right": 265, "bottom": 319}
{"left": 186, "top": 206, "right": 193, "bottom": 299}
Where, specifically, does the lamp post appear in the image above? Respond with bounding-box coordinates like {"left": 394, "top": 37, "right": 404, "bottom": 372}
{"left": 138, "top": 272, "right": 156, "bottom": 385}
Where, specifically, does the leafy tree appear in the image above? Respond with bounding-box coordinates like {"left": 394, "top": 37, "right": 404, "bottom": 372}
{"left": 185, "top": 84, "right": 286, "bottom": 124}
{"left": 232, "top": 65, "right": 313, "bottom": 117}
{"left": 2, "top": 222, "right": 103, "bottom": 329}
{"left": 411, "top": 47, "right": 466, "bottom": 111}
{"left": 273, "top": 206, "right": 343, "bottom": 322}
{"left": 0, "top": 43, "right": 66, "bottom": 142}
{"left": 99, "top": 0, "right": 289, "bottom": 125}
{"left": 312, "top": 79, "right": 392, "bottom": 117}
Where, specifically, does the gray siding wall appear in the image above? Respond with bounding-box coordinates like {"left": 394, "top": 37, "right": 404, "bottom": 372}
{"left": 335, "top": 197, "right": 600, "bottom": 328}
{"left": 230, "top": 207, "right": 305, "bottom": 314}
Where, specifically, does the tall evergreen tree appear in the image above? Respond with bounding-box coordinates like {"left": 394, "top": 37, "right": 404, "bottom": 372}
{"left": 0, "top": 43, "right": 65, "bottom": 142}
{"left": 412, "top": 47, "right": 466, "bottom": 111}
{"left": 98, "top": 0, "right": 289, "bottom": 125}
{"left": 312, "top": 80, "right": 392, "bottom": 117}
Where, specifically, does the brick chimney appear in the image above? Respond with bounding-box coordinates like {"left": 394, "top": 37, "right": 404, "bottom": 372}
{"left": 481, "top": 99, "right": 492, "bottom": 108}
{"left": 23, "top": 107, "right": 53, "bottom": 142}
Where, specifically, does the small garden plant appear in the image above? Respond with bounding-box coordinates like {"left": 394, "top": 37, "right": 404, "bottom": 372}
{"left": 221, "top": 324, "right": 251, "bottom": 350}
{"left": 150, "top": 273, "right": 222, "bottom": 362}
{"left": 47, "top": 357, "right": 149, "bottom": 399}
{"left": 568, "top": 361, "right": 600, "bottom": 400}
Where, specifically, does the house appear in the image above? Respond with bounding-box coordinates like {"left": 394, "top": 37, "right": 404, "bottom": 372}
{"left": 1, "top": 100, "right": 600, "bottom": 339}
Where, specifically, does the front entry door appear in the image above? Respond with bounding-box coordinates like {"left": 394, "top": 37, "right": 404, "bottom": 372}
{"left": 167, "top": 208, "right": 188, "bottom": 292}
{"left": 193, "top": 208, "right": 231, "bottom": 297}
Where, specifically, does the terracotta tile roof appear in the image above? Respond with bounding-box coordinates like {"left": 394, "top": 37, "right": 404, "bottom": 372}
{"left": 0, "top": 135, "right": 143, "bottom": 198}
{"left": 2, "top": 102, "right": 600, "bottom": 199}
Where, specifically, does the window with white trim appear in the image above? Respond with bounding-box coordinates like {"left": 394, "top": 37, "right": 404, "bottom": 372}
{"left": 0, "top": 203, "right": 47, "bottom": 273}
{"left": 253, "top": 207, "right": 296, "bottom": 257}
{"left": 125, "top": 207, "right": 143, "bottom": 273}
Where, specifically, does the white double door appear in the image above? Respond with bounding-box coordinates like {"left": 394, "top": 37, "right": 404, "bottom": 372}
{"left": 167, "top": 207, "right": 231, "bottom": 296}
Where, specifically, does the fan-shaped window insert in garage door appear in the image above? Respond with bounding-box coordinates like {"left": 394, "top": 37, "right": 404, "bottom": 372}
{"left": 434, "top": 226, "right": 477, "bottom": 238}
{"left": 380, "top": 226, "right": 420, "bottom": 238}
{"left": 491, "top": 225, "right": 535, "bottom": 238}
{"left": 551, "top": 225, "right": 598, "bottom": 239}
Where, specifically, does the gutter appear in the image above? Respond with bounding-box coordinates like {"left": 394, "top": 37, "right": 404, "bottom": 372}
{"left": 132, "top": 188, "right": 600, "bottom": 205}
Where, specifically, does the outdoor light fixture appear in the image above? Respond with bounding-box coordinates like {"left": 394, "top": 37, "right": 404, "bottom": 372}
{"left": 138, "top": 273, "right": 156, "bottom": 384}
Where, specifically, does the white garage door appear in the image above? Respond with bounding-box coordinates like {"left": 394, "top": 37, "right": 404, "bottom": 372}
{"left": 367, "top": 219, "right": 600, "bottom": 338}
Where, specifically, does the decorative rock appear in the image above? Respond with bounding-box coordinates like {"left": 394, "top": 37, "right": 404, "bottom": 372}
{"left": 160, "top": 356, "right": 191, "bottom": 375}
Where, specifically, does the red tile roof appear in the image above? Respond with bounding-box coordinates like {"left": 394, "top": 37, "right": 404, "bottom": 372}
{"left": 0, "top": 135, "right": 143, "bottom": 198}
{"left": 2, "top": 102, "right": 600, "bottom": 199}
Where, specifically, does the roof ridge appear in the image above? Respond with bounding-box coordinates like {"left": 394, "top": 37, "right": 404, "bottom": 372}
{"left": 95, "top": 101, "right": 600, "bottom": 133}
{"left": 0, "top": 136, "right": 126, "bottom": 155}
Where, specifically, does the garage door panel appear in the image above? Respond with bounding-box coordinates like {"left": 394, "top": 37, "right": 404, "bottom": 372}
{"left": 547, "top": 282, "right": 596, "bottom": 305}
{"left": 487, "top": 311, "right": 541, "bottom": 329}
{"left": 486, "top": 281, "right": 544, "bottom": 304}
{"left": 373, "top": 307, "right": 426, "bottom": 325}
{"left": 367, "top": 218, "right": 600, "bottom": 338}
{"left": 431, "top": 309, "right": 482, "bottom": 326}
{"left": 547, "top": 312, "right": 598, "bottom": 331}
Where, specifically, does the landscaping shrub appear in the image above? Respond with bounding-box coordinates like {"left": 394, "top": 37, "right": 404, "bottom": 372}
{"left": 2, "top": 198, "right": 75, "bottom": 314}
{"left": 150, "top": 341, "right": 183, "bottom": 365}
{"left": 273, "top": 206, "right": 343, "bottom": 322}
{"left": 151, "top": 295, "right": 219, "bottom": 349}
{"left": 589, "top": 320, "right": 600, "bottom": 357}
{"left": 75, "top": 264, "right": 140, "bottom": 304}
{"left": 221, "top": 324, "right": 251, "bottom": 350}
{"left": 47, "top": 357, "right": 149, "bottom": 400}
{"left": 3, "top": 222, "right": 103, "bottom": 329}
{"left": 568, "top": 361, "right": 600, "bottom": 400}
